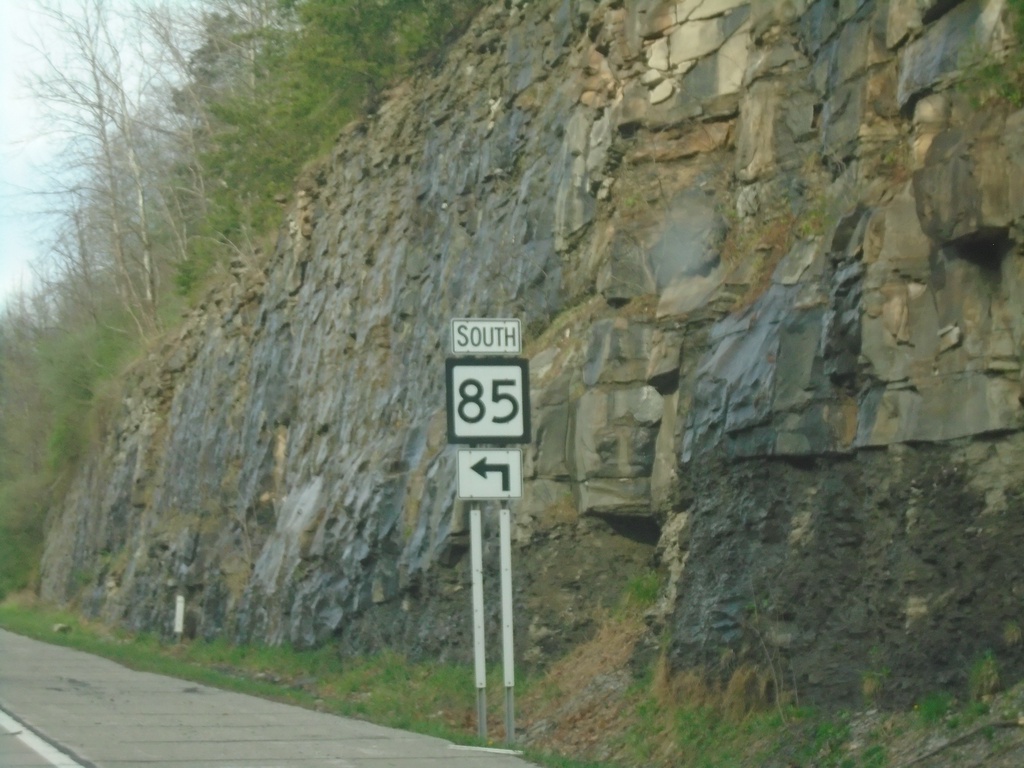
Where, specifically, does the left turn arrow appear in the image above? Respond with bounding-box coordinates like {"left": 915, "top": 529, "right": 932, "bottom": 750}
{"left": 471, "top": 457, "right": 511, "bottom": 491}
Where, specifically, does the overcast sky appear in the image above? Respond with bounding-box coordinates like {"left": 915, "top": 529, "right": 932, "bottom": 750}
{"left": 0, "top": 0, "right": 193, "bottom": 308}
{"left": 0, "top": 2, "right": 52, "bottom": 304}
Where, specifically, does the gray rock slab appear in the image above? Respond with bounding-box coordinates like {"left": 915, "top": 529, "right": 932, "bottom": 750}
{"left": 0, "top": 630, "right": 536, "bottom": 768}
{"left": 896, "top": 0, "right": 1005, "bottom": 108}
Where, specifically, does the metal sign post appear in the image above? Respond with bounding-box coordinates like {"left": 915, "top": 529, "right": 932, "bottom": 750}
{"left": 499, "top": 507, "right": 515, "bottom": 743}
{"left": 467, "top": 506, "right": 517, "bottom": 745}
{"left": 470, "top": 509, "right": 488, "bottom": 741}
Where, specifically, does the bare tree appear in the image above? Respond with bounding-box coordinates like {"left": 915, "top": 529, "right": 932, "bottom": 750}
{"left": 133, "top": 1, "right": 213, "bottom": 268}
{"left": 28, "top": 0, "right": 166, "bottom": 333}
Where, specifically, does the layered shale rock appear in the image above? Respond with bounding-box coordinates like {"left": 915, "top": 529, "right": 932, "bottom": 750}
{"left": 40, "top": 0, "right": 1024, "bottom": 705}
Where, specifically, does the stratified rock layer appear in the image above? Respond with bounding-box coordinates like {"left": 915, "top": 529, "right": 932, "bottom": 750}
{"left": 40, "top": 0, "right": 1024, "bottom": 705}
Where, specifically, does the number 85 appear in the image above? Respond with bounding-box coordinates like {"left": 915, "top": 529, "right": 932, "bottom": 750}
{"left": 457, "top": 378, "right": 519, "bottom": 424}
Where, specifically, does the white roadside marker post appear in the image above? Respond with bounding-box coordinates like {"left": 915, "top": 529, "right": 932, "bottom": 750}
{"left": 173, "top": 594, "right": 185, "bottom": 642}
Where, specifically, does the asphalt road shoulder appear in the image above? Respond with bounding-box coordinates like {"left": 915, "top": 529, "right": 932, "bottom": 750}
{"left": 0, "top": 629, "right": 536, "bottom": 768}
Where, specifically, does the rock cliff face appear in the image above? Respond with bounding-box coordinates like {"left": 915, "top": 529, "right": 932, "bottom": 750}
{"left": 40, "top": 0, "right": 1024, "bottom": 705}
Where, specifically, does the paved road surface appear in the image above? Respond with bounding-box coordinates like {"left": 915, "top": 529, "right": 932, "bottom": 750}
{"left": 0, "top": 629, "right": 536, "bottom": 768}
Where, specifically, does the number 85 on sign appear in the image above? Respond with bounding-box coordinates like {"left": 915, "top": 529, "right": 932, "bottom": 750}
{"left": 446, "top": 357, "right": 531, "bottom": 445}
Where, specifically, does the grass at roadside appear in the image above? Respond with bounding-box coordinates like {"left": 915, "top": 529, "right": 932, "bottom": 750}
{"left": 0, "top": 599, "right": 599, "bottom": 767}
{"left": 0, "top": 599, "right": 896, "bottom": 768}
{"left": 6, "top": 597, "right": 1024, "bottom": 768}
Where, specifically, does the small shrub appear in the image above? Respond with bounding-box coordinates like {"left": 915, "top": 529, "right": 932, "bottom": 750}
{"left": 861, "top": 669, "right": 888, "bottom": 704}
{"left": 174, "top": 255, "right": 213, "bottom": 297}
{"left": 956, "top": 0, "right": 1024, "bottom": 107}
{"left": 723, "top": 663, "right": 775, "bottom": 720}
{"left": 1003, "top": 621, "right": 1022, "bottom": 648}
{"left": 0, "top": 475, "right": 51, "bottom": 600}
{"left": 969, "top": 651, "right": 1001, "bottom": 700}
{"left": 915, "top": 691, "right": 953, "bottom": 724}
{"left": 625, "top": 571, "right": 661, "bottom": 610}
{"left": 966, "top": 699, "right": 991, "bottom": 719}
{"left": 808, "top": 715, "right": 852, "bottom": 762}
{"left": 861, "top": 744, "right": 887, "bottom": 768}
{"left": 961, "top": 57, "right": 1024, "bottom": 108}
{"left": 861, "top": 647, "right": 890, "bottom": 704}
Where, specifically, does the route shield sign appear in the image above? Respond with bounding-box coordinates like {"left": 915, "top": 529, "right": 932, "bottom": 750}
{"left": 457, "top": 449, "right": 523, "bottom": 499}
{"left": 446, "top": 357, "right": 531, "bottom": 445}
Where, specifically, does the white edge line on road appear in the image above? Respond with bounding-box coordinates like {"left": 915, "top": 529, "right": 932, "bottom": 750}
{"left": 0, "top": 707, "right": 88, "bottom": 768}
{"left": 448, "top": 744, "right": 524, "bottom": 755}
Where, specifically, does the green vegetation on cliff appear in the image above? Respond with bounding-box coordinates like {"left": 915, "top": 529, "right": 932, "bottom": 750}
{"left": 960, "top": 0, "right": 1024, "bottom": 106}
{"left": 189, "top": 0, "right": 483, "bottom": 288}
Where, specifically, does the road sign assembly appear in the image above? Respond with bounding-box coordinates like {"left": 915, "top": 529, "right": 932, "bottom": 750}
{"left": 445, "top": 319, "right": 529, "bottom": 745}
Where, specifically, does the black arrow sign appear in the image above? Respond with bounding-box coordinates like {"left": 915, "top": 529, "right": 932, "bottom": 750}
{"left": 471, "top": 457, "right": 510, "bottom": 491}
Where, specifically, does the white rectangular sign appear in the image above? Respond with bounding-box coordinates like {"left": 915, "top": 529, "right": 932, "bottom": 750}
{"left": 458, "top": 449, "right": 523, "bottom": 499}
{"left": 451, "top": 318, "right": 521, "bottom": 355}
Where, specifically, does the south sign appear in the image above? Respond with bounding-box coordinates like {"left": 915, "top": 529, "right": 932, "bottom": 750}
{"left": 451, "top": 318, "right": 522, "bottom": 355}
